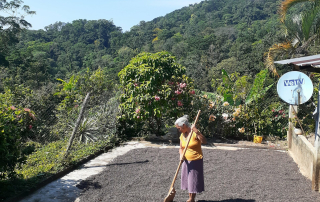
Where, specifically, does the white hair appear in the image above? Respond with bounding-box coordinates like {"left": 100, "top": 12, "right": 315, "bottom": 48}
{"left": 175, "top": 115, "right": 190, "bottom": 127}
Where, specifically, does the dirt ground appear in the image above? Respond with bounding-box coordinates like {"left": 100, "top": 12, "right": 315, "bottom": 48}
{"left": 76, "top": 146, "right": 320, "bottom": 202}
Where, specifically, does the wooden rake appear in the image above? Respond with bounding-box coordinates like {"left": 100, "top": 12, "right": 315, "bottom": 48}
{"left": 163, "top": 110, "right": 201, "bottom": 202}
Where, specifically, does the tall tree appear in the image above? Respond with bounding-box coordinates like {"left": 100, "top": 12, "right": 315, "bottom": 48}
{"left": 0, "top": 0, "right": 35, "bottom": 65}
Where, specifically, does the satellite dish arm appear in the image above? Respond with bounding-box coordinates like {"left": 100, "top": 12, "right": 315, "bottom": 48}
{"left": 315, "top": 84, "right": 320, "bottom": 143}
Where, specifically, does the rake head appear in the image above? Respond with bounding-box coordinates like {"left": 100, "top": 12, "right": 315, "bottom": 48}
{"left": 163, "top": 187, "right": 176, "bottom": 202}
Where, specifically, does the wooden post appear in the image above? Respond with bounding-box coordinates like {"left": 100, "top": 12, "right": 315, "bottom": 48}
{"left": 312, "top": 84, "right": 320, "bottom": 191}
{"left": 65, "top": 92, "right": 90, "bottom": 157}
{"left": 288, "top": 105, "right": 297, "bottom": 149}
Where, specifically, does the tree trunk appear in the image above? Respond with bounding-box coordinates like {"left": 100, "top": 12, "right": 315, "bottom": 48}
{"left": 64, "top": 92, "right": 90, "bottom": 157}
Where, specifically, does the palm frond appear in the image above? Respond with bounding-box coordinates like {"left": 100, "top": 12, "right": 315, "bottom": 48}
{"left": 265, "top": 42, "right": 293, "bottom": 77}
{"left": 302, "top": 5, "right": 320, "bottom": 40}
{"left": 284, "top": 15, "right": 303, "bottom": 43}
{"left": 280, "top": 0, "right": 312, "bottom": 22}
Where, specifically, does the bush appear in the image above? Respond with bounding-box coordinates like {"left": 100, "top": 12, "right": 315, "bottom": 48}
{"left": 118, "top": 51, "right": 195, "bottom": 136}
{"left": 0, "top": 105, "right": 36, "bottom": 179}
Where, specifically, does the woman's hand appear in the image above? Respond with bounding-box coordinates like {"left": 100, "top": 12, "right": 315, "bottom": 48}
{"left": 191, "top": 124, "right": 198, "bottom": 133}
{"left": 180, "top": 154, "right": 186, "bottom": 161}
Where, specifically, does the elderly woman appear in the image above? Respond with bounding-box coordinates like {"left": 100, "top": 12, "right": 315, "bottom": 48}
{"left": 175, "top": 115, "right": 207, "bottom": 202}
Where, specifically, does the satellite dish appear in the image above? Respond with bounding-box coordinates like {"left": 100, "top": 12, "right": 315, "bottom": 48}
{"left": 277, "top": 71, "right": 313, "bottom": 105}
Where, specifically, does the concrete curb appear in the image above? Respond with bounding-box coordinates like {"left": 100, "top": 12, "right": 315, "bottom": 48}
{"left": 137, "top": 137, "right": 288, "bottom": 151}
{"left": 211, "top": 142, "right": 288, "bottom": 151}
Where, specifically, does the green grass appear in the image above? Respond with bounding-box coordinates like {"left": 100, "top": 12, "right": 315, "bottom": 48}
{"left": 0, "top": 137, "right": 117, "bottom": 201}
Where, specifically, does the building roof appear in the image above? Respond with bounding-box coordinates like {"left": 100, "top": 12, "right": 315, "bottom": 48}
{"left": 274, "top": 54, "right": 320, "bottom": 73}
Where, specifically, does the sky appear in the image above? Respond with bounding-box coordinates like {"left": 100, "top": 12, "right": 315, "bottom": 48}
{"left": 21, "top": 0, "right": 204, "bottom": 32}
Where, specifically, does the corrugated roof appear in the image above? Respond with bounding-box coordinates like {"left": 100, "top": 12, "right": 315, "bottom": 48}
{"left": 274, "top": 54, "right": 320, "bottom": 67}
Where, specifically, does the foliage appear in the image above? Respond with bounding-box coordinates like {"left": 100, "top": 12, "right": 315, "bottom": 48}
{"left": 245, "top": 69, "right": 270, "bottom": 103}
{"left": 52, "top": 68, "right": 115, "bottom": 141}
{"left": 212, "top": 69, "right": 252, "bottom": 106}
{"left": 92, "top": 93, "right": 121, "bottom": 136}
{"left": 0, "top": 104, "right": 35, "bottom": 179}
{"left": 209, "top": 69, "right": 288, "bottom": 139}
{"left": 240, "top": 100, "right": 288, "bottom": 138}
{"left": 67, "top": 93, "right": 120, "bottom": 144}
{"left": 0, "top": 137, "right": 117, "bottom": 201}
{"left": 1, "top": 0, "right": 285, "bottom": 92}
{"left": 266, "top": 0, "right": 320, "bottom": 76}
{"left": 118, "top": 51, "right": 195, "bottom": 136}
{"left": 15, "top": 138, "right": 115, "bottom": 179}
{"left": 16, "top": 137, "right": 115, "bottom": 180}
{"left": 55, "top": 68, "right": 113, "bottom": 111}
{"left": 0, "top": 0, "right": 35, "bottom": 66}
{"left": 69, "top": 116, "right": 99, "bottom": 144}
{"left": 184, "top": 90, "right": 224, "bottom": 138}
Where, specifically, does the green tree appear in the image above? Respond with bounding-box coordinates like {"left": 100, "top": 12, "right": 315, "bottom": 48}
{"left": 0, "top": 0, "right": 35, "bottom": 66}
{"left": 118, "top": 51, "right": 195, "bottom": 136}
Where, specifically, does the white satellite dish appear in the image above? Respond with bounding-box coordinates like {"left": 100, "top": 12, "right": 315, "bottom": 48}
{"left": 277, "top": 71, "right": 313, "bottom": 105}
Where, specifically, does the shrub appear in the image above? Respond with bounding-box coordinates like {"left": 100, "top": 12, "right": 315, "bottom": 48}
{"left": 118, "top": 51, "right": 195, "bottom": 136}
{"left": 0, "top": 105, "right": 35, "bottom": 179}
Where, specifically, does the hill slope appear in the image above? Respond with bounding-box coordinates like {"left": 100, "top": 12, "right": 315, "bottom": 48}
{"left": 3, "top": 0, "right": 283, "bottom": 91}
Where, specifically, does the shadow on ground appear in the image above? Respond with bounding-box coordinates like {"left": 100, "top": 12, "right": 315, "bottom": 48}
{"left": 76, "top": 180, "right": 102, "bottom": 190}
{"left": 198, "top": 199, "right": 255, "bottom": 202}
{"left": 105, "top": 159, "right": 149, "bottom": 166}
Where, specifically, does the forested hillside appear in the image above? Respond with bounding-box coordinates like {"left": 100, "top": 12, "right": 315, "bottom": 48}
{"left": 1, "top": 0, "right": 284, "bottom": 91}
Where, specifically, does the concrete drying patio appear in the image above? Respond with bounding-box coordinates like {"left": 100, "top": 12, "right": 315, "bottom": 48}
{"left": 19, "top": 141, "right": 320, "bottom": 202}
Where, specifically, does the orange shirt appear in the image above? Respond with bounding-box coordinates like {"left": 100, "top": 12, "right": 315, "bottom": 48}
{"left": 180, "top": 132, "right": 203, "bottom": 161}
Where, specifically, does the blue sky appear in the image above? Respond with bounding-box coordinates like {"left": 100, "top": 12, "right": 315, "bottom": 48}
{"left": 23, "top": 0, "right": 204, "bottom": 32}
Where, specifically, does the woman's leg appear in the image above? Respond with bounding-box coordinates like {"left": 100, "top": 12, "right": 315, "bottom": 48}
{"left": 187, "top": 193, "right": 192, "bottom": 201}
{"left": 191, "top": 193, "right": 196, "bottom": 201}
{"left": 187, "top": 193, "right": 196, "bottom": 202}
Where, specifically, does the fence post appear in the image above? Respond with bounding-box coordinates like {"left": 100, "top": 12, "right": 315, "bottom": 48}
{"left": 288, "top": 105, "right": 297, "bottom": 149}
{"left": 312, "top": 84, "right": 320, "bottom": 191}
{"left": 64, "top": 92, "right": 90, "bottom": 157}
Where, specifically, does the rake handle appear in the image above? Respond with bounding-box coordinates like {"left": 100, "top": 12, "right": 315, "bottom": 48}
{"left": 167, "top": 110, "right": 201, "bottom": 194}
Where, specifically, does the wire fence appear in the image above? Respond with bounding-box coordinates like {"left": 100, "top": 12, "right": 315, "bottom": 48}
{"left": 15, "top": 83, "right": 315, "bottom": 147}
{"left": 3, "top": 83, "right": 121, "bottom": 182}
{"left": 5, "top": 78, "right": 316, "bottom": 183}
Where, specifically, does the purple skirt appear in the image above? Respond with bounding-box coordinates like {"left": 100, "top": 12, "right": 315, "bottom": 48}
{"left": 181, "top": 158, "right": 204, "bottom": 193}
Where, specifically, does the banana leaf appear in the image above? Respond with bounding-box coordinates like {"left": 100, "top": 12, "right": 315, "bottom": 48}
{"left": 245, "top": 69, "right": 268, "bottom": 104}
{"left": 245, "top": 83, "right": 274, "bottom": 104}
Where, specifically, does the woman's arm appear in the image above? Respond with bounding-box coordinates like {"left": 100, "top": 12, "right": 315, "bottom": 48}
{"left": 191, "top": 125, "right": 207, "bottom": 144}
{"left": 179, "top": 140, "right": 186, "bottom": 160}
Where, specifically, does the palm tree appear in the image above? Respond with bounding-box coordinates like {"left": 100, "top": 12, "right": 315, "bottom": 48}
{"left": 265, "top": 0, "right": 320, "bottom": 77}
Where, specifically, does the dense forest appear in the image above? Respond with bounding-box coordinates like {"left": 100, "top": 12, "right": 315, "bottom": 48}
{"left": 1, "top": 0, "right": 288, "bottom": 92}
